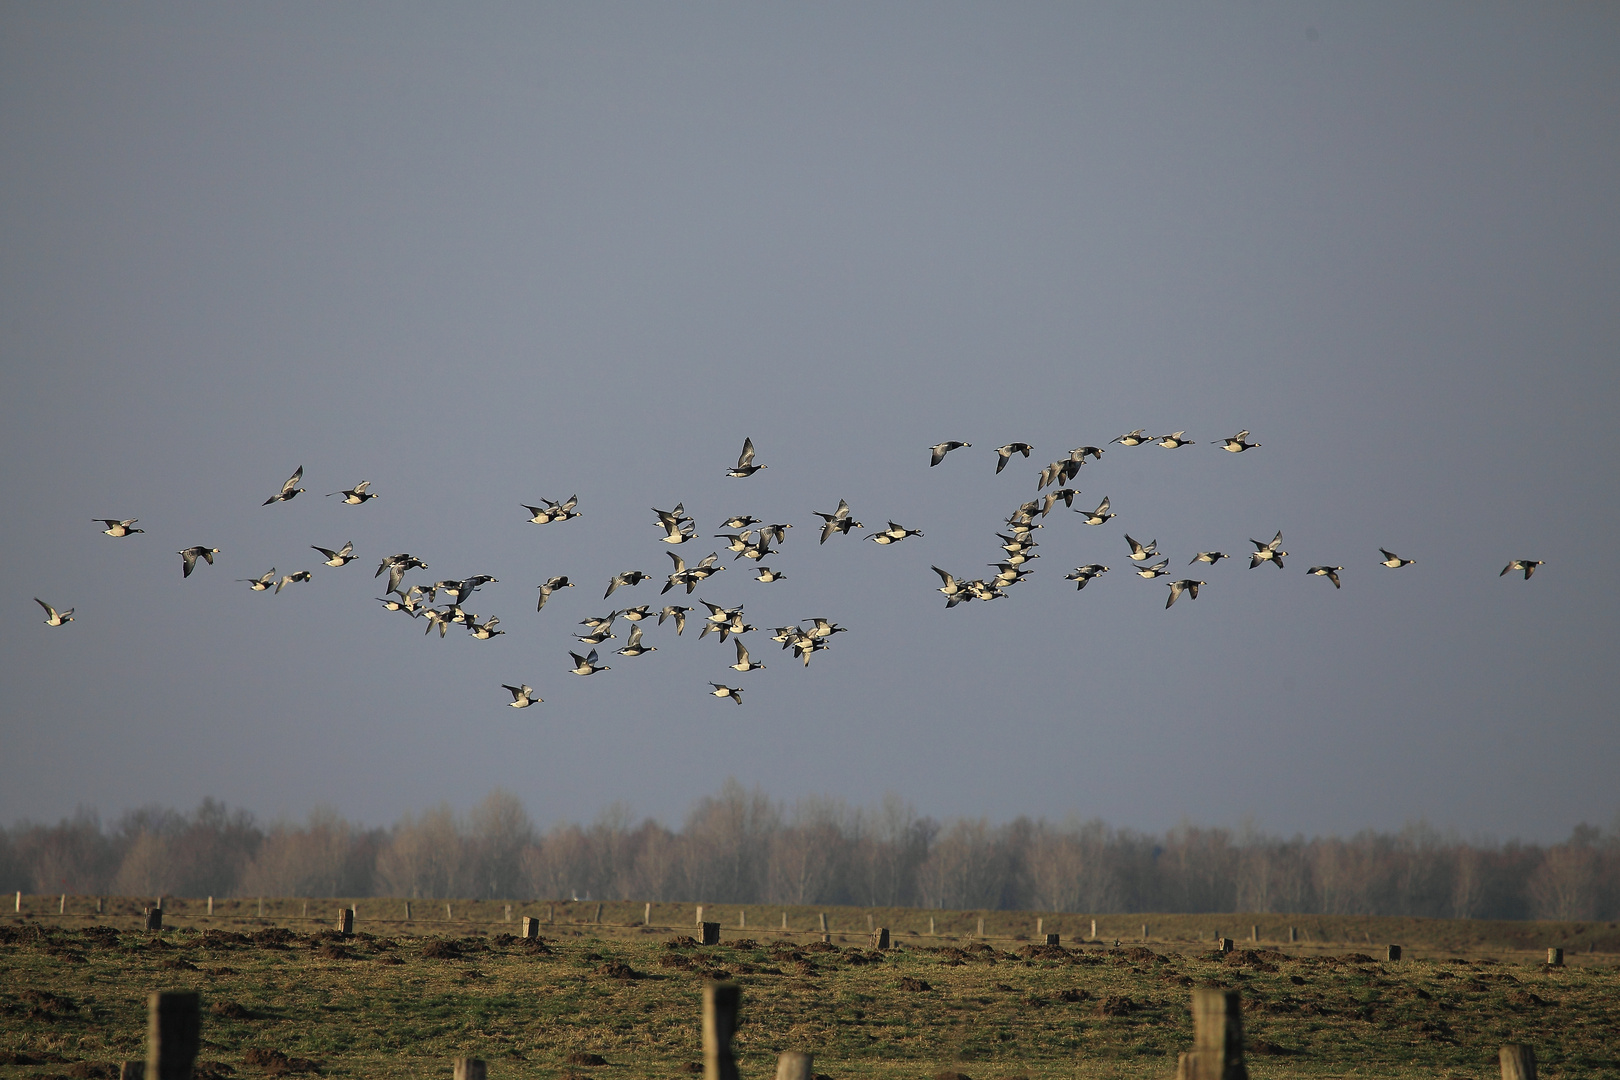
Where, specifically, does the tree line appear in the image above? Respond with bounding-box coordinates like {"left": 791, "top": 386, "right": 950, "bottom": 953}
{"left": 3, "top": 781, "right": 1617, "bottom": 921}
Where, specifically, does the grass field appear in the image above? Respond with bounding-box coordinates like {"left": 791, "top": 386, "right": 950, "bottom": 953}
{"left": 2, "top": 898, "right": 1617, "bottom": 1080}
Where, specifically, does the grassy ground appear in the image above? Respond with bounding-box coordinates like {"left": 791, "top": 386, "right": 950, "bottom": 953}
{"left": 2, "top": 899, "right": 1617, "bottom": 1080}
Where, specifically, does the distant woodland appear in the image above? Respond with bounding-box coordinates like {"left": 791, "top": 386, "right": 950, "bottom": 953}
{"left": 3, "top": 782, "right": 1616, "bottom": 920}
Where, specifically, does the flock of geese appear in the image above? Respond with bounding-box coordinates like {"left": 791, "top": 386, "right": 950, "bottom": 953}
{"left": 36, "top": 432, "right": 1543, "bottom": 708}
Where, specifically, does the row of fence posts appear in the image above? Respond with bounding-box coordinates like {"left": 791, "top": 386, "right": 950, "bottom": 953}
{"left": 122, "top": 979, "right": 1544, "bottom": 1080}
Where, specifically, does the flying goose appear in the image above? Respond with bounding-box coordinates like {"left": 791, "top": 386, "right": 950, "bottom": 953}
{"left": 615, "top": 625, "right": 656, "bottom": 656}
{"left": 468, "top": 616, "right": 504, "bottom": 640}
{"left": 1109, "top": 430, "right": 1150, "bottom": 446}
{"left": 1190, "top": 551, "right": 1230, "bottom": 565}
{"left": 731, "top": 640, "right": 766, "bottom": 672}
{"left": 262, "top": 466, "right": 306, "bottom": 505}
{"left": 929, "top": 441, "right": 971, "bottom": 466}
{"left": 274, "top": 571, "right": 313, "bottom": 593}
{"left": 1218, "top": 430, "right": 1260, "bottom": 453}
{"left": 761, "top": 523, "right": 792, "bottom": 544}
{"left": 989, "top": 562, "right": 1034, "bottom": 588}
{"left": 238, "top": 568, "right": 278, "bottom": 591}
{"left": 727, "top": 437, "right": 767, "bottom": 477}
{"left": 1072, "top": 445, "right": 1105, "bottom": 462}
{"left": 1378, "top": 548, "right": 1415, "bottom": 569}
{"left": 617, "top": 604, "right": 652, "bottom": 622}
{"left": 536, "top": 575, "right": 575, "bottom": 610}
{"left": 868, "top": 521, "right": 923, "bottom": 544}
{"left": 932, "top": 566, "right": 968, "bottom": 606}
{"left": 1249, "top": 532, "right": 1288, "bottom": 569}
{"left": 1135, "top": 558, "right": 1172, "bottom": 579}
{"left": 1042, "top": 489, "right": 1080, "bottom": 515}
{"left": 525, "top": 496, "right": 581, "bottom": 523}
{"left": 604, "top": 570, "right": 649, "bottom": 598}
{"left": 1501, "top": 559, "right": 1543, "bottom": 579}
{"left": 579, "top": 612, "right": 618, "bottom": 634}
{"left": 178, "top": 546, "right": 220, "bottom": 577}
{"left": 328, "top": 480, "right": 377, "bottom": 504}
{"left": 738, "top": 535, "right": 774, "bottom": 561}
{"left": 813, "top": 499, "right": 862, "bottom": 543}
{"left": 95, "top": 519, "right": 143, "bottom": 537}
{"left": 803, "top": 617, "right": 846, "bottom": 639}
{"left": 568, "top": 649, "right": 610, "bottom": 675}
{"left": 720, "top": 514, "right": 761, "bottom": 530}
{"left": 377, "top": 594, "right": 423, "bottom": 614}
{"left": 1155, "top": 431, "right": 1194, "bottom": 448}
{"left": 1124, "top": 534, "right": 1159, "bottom": 562}
{"left": 1165, "top": 579, "right": 1206, "bottom": 607}
{"left": 34, "top": 598, "right": 73, "bottom": 626}
{"left": 754, "top": 566, "right": 786, "bottom": 582}
{"left": 1075, "top": 497, "right": 1115, "bottom": 525}
{"left": 502, "top": 684, "right": 540, "bottom": 708}
{"left": 709, "top": 683, "right": 744, "bottom": 704}
{"left": 658, "top": 605, "right": 691, "bottom": 634}
{"left": 1065, "top": 564, "right": 1109, "bottom": 590}
{"left": 574, "top": 626, "right": 615, "bottom": 645}
{"left": 312, "top": 541, "right": 357, "bottom": 567}
{"left": 715, "top": 531, "right": 753, "bottom": 554}
{"left": 1307, "top": 566, "right": 1344, "bottom": 588}
{"left": 995, "top": 443, "right": 1033, "bottom": 473}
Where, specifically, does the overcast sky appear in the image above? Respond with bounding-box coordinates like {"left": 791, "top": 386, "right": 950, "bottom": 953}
{"left": 3, "top": 3, "right": 1617, "bottom": 843}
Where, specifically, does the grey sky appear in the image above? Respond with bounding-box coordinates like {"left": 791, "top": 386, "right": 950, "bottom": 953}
{"left": 3, "top": 3, "right": 1617, "bottom": 842}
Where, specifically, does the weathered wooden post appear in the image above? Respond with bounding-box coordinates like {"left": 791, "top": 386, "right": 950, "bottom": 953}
{"left": 257, "top": 897, "right": 263, "bottom": 917}
{"left": 302, "top": 902, "right": 308, "bottom": 918}
{"left": 14, "top": 891, "right": 21, "bottom": 913}
{"left": 98, "top": 897, "right": 104, "bottom": 915}
{"left": 1250, "top": 925, "right": 1258, "bottom": 942}
{"left": 871, "top": 927, "right": 890, "bottom": 950}
{"left": 1036, "top": 917, "right": 1044, "bottom": 936}
{"left": 1217, "top": 938, "right": 1233, "bottom": 954}
{"left": 453, "top": 1058, "right": 486, "bottom": 1080}
{"left": 405, "top": 900, "right": 412, "bottom": 922}
{"left": 521, "top": 916, "right": 540, "bottom": 940}
{"left": 976, "top": 916, "right": 984, "bottom": 937}
{"left": 445, "top": 903, "right": 453, "bottom": 920}
{"left": 118, "top": 1062, "right": 144, "bottom": 1079}
{"left": 1500, "top": 1045, "right": 1536, "bottom": 1080}
{"left": 337, "top": 908, "right": 354, "bottom": 936}
{"left": 1288, "top": 927, "right": 1297, "bottom": 944}
{"left": 818, "top": 912, "right": 827, "bottom": 933}
{"left": 646, "top": 902, "right": 653, "bottom": 926}
{"left": 1045, "top": 933, "right": 1060, "bottom": 947}
{"left": 1385, "top": 945, "right": 1402, "bottom": 962}
{"left": 780, "top": 911, "right": 787, "bottom": 931}
{"left": 1142, "top": 924, "right": 1149, "bottom": 942}
{"left": 700, "top": 922, "right": 721, "bottom": 946}
{"left": 1177, "top": 988, "right": 1247, "bottom": 1080}
{"left": 548, "top": 903, "right": 554, "bottom": 924}
{"left": 739, "top": 910, "right": 746, "bottom": 930}
{"left": 144, "top": 907, "right": 163, "bottom": 932}
{"left": 775, "top": 1051, "right": 812, "bottom": 1080}
{"left": 146, "top": 991, "right": 200, "bottom": 1080}
{"left": 703, "top": 983, "right": 741, "bottom": 1080}
{"left": 595, "top": 903, "right": 604, "bottom": 924}
{"left": 206, "top": 897, "right": 213, "bottom": 916}
{"left": 1547, "top": 948, "right": 1563, "bottom": 966}
{"left": 504, "top": 905, "right": 512, "bottom": 923}
{"left": 866, "top": 913, "right": 874, "bottom": 931}
{"left": 929, "top": 916, "right": 935, "bottom": 936}
{"left": 1090, "top": 918, "right": 1097, "bottom": 940}
{"left": 697, "top": 905, "right": 705, "bottom": 927}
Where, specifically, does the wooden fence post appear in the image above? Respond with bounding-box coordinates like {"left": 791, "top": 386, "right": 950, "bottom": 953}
{"left": 697, "top": 905, "right": 705, "bottom": 927}
{"left": 780, "top": 911, "right": 787, "bottom": 931}
{"left": 1217, "top": 938, "right": 1233, "bottom": 954}
{"left": 1037, "top": 917, "right": 1044, "bottom": 936}
{"left": 866, "top": 913, "right": 874, "bottom": 931}
{"left": 646, "top": 902, "right": 653, "bottom": 926}
{"left": 1386, "top": 945, "right": 1402, "bottom": 962}
{"left": 146, "top": 991, "right": 200, "bottom": 1080}
{"left": 739, "top": 910, "right": 746, "bottom": 930}
{"left": 1546, "top": 948, "right": 1563, "bottom": 966}
{"left": 548, "top": 903, "right": 554, "bottom": 924}
{"left": 337, "top": 908, "right": 354, "bottom": 935}
{"left": 871, "top": 927, "right": 890, "bottom": 950}
{"left": 776, "top": 1051, "right": 812, "bottom": 1080}
{"left": 1500, "top": 1045, "right": 1536, "bottom": 1080}
{"left": 445, "top": 903, "right": 453, "bottom": 921}
{"left": 1288, "top": 927, "right": 1297, "bottom": 944}
{"left": 504, "top": 905, "right": 512, "bottom": 923}
{"left": 206, "top": 897, "right": 213, "bottom": 916}
{"left": 302, "top": 902, "right": 307, "bottom": 918}
{"left": 257, "top": 897, "right": 263, "bottom": 917}
{"left": 977, "top": 916, "right": 984, "bottom": 937}
{"left": 818, "top": 913, "right": 827, "bottom": 933}
{"left": 595, "top": 903, "right": 604, "bottom": 925}
{"left": 1045, "top": 934, "right": 1060, "bottom": 947}
{"left": 118, "top": 1062, "right": 144, "bottom": 1080}
{"left": 929, "top": 916, "right": 935, "bottom": 936}
{"left": 1142, "top": 924, "right": 1149, "bottom": 942}
{"left": 700, "top": 922, "right": 721, "bottom": 946}
{"left": 1184, "top": 988, "right": 1247, "bottom": 1080}
{"left": 405, "top": 901, "right": 412, "bottom": 922}
{"left": 1250, "top": 925, "right": 1258, "bottom": 942}
{"left": 1090, "top": 919, "right": 1097, "bottom": 940}
{"left": 521, "top": 916, "right": 540, "bottom": 940}
{"left": 703, "top": 983, "right": 741, "bottom": 1080}
{"left": 14, "top": 891, "right": 20, "bottom": 913}
{"left": 98, "top": 897, "right": 104, "bottom": 915}
{"left": 144, "top": 908, "right": 163, "bottom": 932}
{"left": 453, "top": 1058, "right": 486, "bottom": 1080}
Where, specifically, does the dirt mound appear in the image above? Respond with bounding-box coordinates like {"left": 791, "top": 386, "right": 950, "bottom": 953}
{"left": 248, "top": 928, "right": 297, "bottom": 947}
{"left": 242, "top": 1049, "right": 319, "bottom": 1075}
{"left": 1095, "top": 994, "right": 1136, "bottom": 1017}
{"left": 1223, "top": 950, "right": 1279, "bottom": 972}
{"left": 566, "top": 1052, "right": 608, "bottom": 1066}
{"left": 664, "top": 936, "right": 699, "bottom": 950}
{"left": 898, "top": 976, "right": 932, "bottom": 992}
{"left": 596, "top": 961, "right": 640, "bottom": 980}
{"left": 66, "top": 1062, "right": 116, "bottom": 1078}
{"left": 420, "top": 939, "right": 462, "bottom": 960}
{"left": 1017, "top": 944, "right": 1070, "bottom": 961}
{"left": 315, "top": 944, "right": 352, "bottom": 960}
{"left": 210, "top": 1000, "right": 253, "bottom": 1020}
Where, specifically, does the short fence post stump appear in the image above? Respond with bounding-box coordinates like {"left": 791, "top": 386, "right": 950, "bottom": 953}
{"left": 1250, "top": 925, "right": 1258, "bottom": 942}
{"left": 1045, "top": 933, "right": 1060, "bottom": 947}
{"left": 146, "top": 991, "right": 199, "bottom": 1080}
{"left": 119, "top": 1062, "right": 144, "bottom": 1080}
{"left": 1500, "top": 1045, "right": 1536, "bottom": 1080}
{"left": 696, "top": 905, "right": 705, "bottom": 927}
{"left": 453, "top": 1058, "right": 486, "bottom": 1080}
{"left": 1288, "top": 927, "right": 1297, "bottom": 944}
{"left": 337, "top": 908, "right": 354, "bottom": 936}
{"left": 1090, "top": 918, "right": 1097, "bottom": 940}
{"left": 206, "top": 897, "right": 213, "bottom": 916}
{"left": 871, "top": 927, "right": 889, "bottom": 950}
{"left": 60, "top": 894, "right": 66, "bottom": 915}
{"left": 1386, "top": 945, "right": 1402, "bottom": 962}
{"left": 780, "top": 911, "right": 787, "bottom": 931}
{"left": 929, "top": 916, "right": 935, "bottom": 936}
{"left": 703, "top": 983, "right": 741, "bottom": 1080}
{"left": 521, "top": 916, "right": 540, "bottom": 940}
{"left": 775, "top": 1051, "right": 812, "bottom": 1080}
{"left": 14, "top": 891, "right": 21, "bottom": 913}
{"left": 404, "top": 901, "right": 412, "bottom": 921}
{"left": 646, "top": 902, "right": 653, "bottom": 926}
{"left": 1218, "top": 938, "right": 1233, "bottom": 954}
{"left": 818, "top": 912, "right": 827, "bottom": 933}
{"left": 144, "top": 908, "right": 163, "bottom": 933}
{"left": 739, "top": 910, "right": 746, "bottom": 930}
{"left": 1142, "top": 924, "right": 1149, "bottom": 942}
{"left": 595, "top": 903, "right": 604, "bottom": 924}
{"left": 977, "top": 916, "right": 984, "bottom": 937}
{"left": 700, "top": 921, "right": 721, "bottom": 946}
{"left": 1547, "top": 947, "right": 1563, "bottom": 966}
{"left": 257, "top": 897, "right": 263, "bottom": 917}
{"left": 1188, "top": 987, "right": 1247, "bottom": 1080}
{"left": 445, "top": 903, "right": 453, "bottom": 920}
{"left": 504, "top": 905, "right": 511, "bottom": 923}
